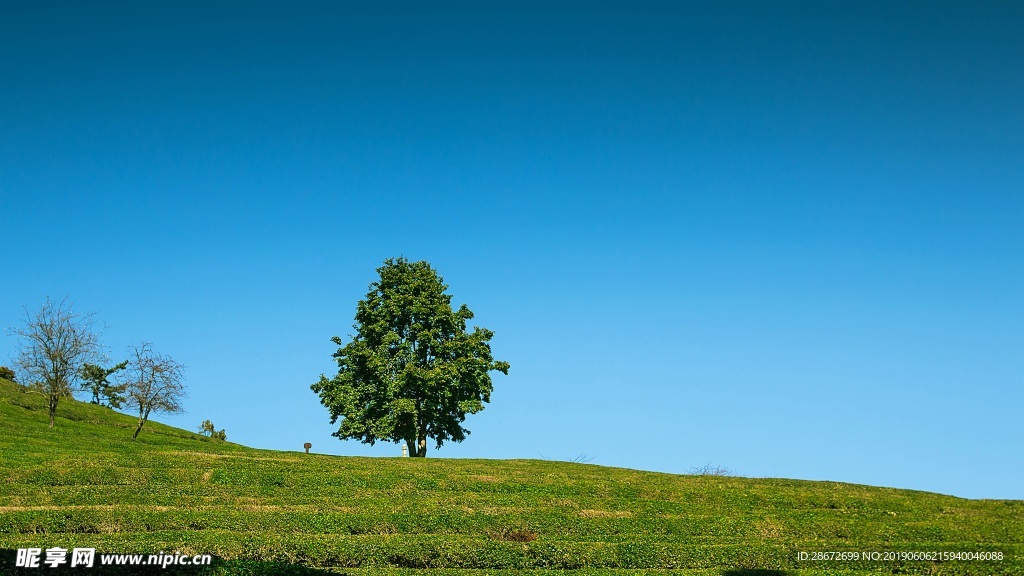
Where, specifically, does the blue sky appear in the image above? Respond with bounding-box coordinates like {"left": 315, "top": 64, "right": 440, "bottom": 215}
{"left": 1, "top": 1, "right": 1021, "bottom": 499}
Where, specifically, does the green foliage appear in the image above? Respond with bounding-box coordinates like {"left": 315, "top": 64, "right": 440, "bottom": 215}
{"left": 311, "top": 257, "right": 510, "bottom": 457}
{"left": 0, "top": 379, "right": 1022, "bottom": 575}
{"left": 0, "top": 365, "right": 15, "bottom": 382}
{"left": 199, "top": 419, "right": 227, "bottom": 440}
{"left": 80, "top": 360, "right": 128, "bottom": 408}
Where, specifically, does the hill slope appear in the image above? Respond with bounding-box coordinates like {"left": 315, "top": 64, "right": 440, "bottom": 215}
{"left": 0, "top": 378, "right": 1020, "bottom": 575}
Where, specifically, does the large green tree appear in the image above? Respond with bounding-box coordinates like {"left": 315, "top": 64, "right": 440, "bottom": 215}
{"left": 312, "top": 258, "right": 509, "bottom": 457}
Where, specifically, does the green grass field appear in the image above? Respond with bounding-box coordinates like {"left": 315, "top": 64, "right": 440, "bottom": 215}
{"left": 0, "top": 378, "right": 1020, "bottom": 575}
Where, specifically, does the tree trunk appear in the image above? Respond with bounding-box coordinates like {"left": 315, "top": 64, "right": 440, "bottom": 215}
{"left": 133, "top": 407, "right": 152, "bottom": 440}
{"left": 410, "top": 411, "right": 427, "bottom": 457}
{"left": 48, "top": 395, "right": 57, "bottom": 428}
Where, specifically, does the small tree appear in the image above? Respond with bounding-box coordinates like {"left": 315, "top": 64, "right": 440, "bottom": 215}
{"left": 199, "top": 419, "right": 226, "bottom": 441}
{"left": 0, "top": 366, "right": 16, "bottom": 382}
{"left": 9, "top": 298, "right": 103, "bottom": 428}
{"left": 123, "top": 343, "right": 186, "bottom": 440}
{"left": 311, "top": 257, "right": 509, "bottom": 457}
{"left": 81, "top": 361, "right": 128, "bottom": 408}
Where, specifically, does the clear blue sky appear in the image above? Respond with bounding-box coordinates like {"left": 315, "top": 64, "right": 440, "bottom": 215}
{"left": 1, "top": 1, "right": 1021, "bottom": 499}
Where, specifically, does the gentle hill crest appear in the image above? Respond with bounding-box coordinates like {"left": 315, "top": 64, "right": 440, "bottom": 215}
{"left": 0, "top": 378, "right": 1020, "bottom": 575}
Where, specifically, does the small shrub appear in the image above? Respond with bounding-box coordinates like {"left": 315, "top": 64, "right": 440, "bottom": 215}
{"left": 199, "top": 419, "right": 227, "bottom": 441}
{"left": 488, "top": 527, "right": 538, "bottom": 542}
{"left": 689, "top": 463, "right": 732, "bottom": 476}
{"left": 0, "top": 365, "right": 16, "bottom": 382}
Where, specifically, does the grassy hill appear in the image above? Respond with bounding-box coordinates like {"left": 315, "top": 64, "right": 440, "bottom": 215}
{"left": 0, "top": 378, "right": 1020, "bottom": 575}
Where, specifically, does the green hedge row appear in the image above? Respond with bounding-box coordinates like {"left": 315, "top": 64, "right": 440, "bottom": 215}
{"left": 1, "top": 532, "right": 1019, "bottom": 574}
{"left": 0, "top": 507, "right": 1016, "bottom": 545}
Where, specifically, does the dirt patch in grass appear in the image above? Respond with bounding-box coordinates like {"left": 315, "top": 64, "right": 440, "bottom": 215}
{"left": 488, "top": 527, "right": 538, "bottom": 542}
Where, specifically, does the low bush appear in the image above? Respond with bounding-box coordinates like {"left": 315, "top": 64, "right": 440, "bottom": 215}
{"left": 0, "top": 365, "right": 16, "bottom": 382}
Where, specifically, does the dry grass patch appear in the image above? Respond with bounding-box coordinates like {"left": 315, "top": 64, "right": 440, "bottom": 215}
{"left": 480, "top": 506, "right": 537, "bottom": 515}
{"left": 755, "top": 516, "right": 785, "bottom": 538}
{"left": 579, "top": 509, "right": 632, "bottom": 518}
{"left": 0, "top": 505, "right": 172, "bottom": 512}
{"left": 239, "top": 504, "right": 286, "bottom": 511}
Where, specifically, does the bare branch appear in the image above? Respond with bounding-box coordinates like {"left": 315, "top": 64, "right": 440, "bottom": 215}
{"left": 123, "top": 342, "right": 187, "bottom": 439}
{"left": 8, "top": 297, "right": 103, "bottom": 428}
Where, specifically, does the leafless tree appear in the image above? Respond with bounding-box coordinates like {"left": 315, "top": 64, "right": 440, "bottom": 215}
{"left": 123, "top": 342, "right": 187, "bottom": 439}
{"left": 688, "top": 463, "right": 733, "bottom": 476}
{"left": 9, "top": 297, "right": 102, "bottom": 428}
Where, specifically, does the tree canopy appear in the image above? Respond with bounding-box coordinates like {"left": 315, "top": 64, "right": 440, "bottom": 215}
{"left": 81, "top": 360, "right": 128, "bottom": 408}
{"left": 311, "top": 257, "right": 509, "bottom": 457}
